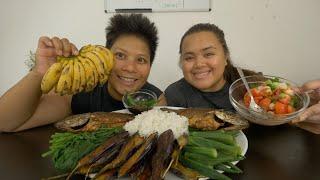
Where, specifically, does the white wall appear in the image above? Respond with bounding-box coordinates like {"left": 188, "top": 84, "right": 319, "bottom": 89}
{"left": 1, "top": 0, "right": 319, "bottom": 96}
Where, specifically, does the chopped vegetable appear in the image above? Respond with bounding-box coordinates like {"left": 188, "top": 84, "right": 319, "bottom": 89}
{"left": 258, "top": 97, "right": 272, "bottom": 111}
{"left": 243, "top": 77, "right": 299, "bottom": 115}
{"left": 42, "top": 127, "right": 123, "bottom": 172}
{"left": 180, "top": 130, "right": 244, "bottom": 180}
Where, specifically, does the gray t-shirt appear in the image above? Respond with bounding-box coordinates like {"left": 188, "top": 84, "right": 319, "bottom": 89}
{"left": 164, "top": 78, "right": 234, "bottom": 111}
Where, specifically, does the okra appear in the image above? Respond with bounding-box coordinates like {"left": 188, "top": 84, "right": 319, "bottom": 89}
{"left": 189, "top": 131, "right": 235, "bottom": 145}
{"left": 179, "top": 155, "right": 231, "bottom": 180}
{"left": 188, "top": 136, "right": 241, "bottom": 156}
{"left": 184, "top": 152, "right": 244, "bottom": 167}
{"left": 210, "top": 155, "right": 245, "bottom": 166}
{"left": 225, "top": 162, "right": 243, "bottom": 173}
{"left": 183, "top": 146, "right": 217, "bottom": 159}
{"left": 183, "top": 152, "right": 217, "bottom": 166}
{"left": 215, "top": 163, "right": 242, "bottom": 174}
{"left": 225, "top": 130, "right": 240, "bottom": 137}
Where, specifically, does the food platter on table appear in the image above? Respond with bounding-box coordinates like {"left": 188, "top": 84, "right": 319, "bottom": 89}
{"left": 115, "top": 106, "right": 248, "bottom": 158}
{"left": 47, "top": 106, "right": 248, "bottom": 179}
{"left": 113, "top": 106, "right": 248, "bottom": 180}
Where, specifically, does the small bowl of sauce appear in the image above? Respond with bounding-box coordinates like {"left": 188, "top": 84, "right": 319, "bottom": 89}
{"left": 122, "top": 90, "right": 158, "bottom": 115}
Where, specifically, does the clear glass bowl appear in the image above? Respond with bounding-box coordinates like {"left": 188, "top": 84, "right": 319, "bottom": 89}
{"left": 229, "top": 75, "right": 310, "bottom": 126}
{"left": 122, "top": 89, "right": 158, "bottom": 115}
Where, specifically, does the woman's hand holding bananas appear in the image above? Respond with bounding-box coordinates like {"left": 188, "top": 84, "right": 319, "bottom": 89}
{"left": 34, "top": 37, "right": 79, "bottom": 76}
{"left": 39, "top": 37, "right": 114, "bottom": 95}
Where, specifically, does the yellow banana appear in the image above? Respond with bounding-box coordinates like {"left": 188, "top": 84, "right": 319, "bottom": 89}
{"left": 94, "top": 46, "right": 114, "bottom": 75}
{"left": 105, "top": 48, "right": 114, "bottom": 73}
{"left": 56, "top": 56, "right": 69, "bottom": 69}
{"left": 41, "top": 62, "right": 63, "bottom": 94}
{"left": 55, "top": 64, "right": 68, "bottom": 95}
{"left": 91, "top": 50, "right": 109, "bottom": 84}
{"left": 77, "top": 57, "right": 87, "bottom": 92}
{"left": 71, "top": 58, "right": 81, "bottom": 94}
{"left": 56, "top": 56, "right": 63, "bottom": 62}
{"left": 82, "top": 52, "right": 106, "bottom": 85}
{"left": 62, "top": 59, "right": 69, "bottom": 68}
{"left": 84, "top": 56, "right": 100, "bottom": 91}
{"left": 79, "top": 44, "right": 95, "bottom": 56}
{"left": 56, "top": 60, "right": 74, "bottom": 95}
{"left": 66, "top": 60, "right": 74, "bottom": 95}
{"left": 78, "top": 56, "right": 95, "bottom": 92}
{"left": 47, "top": 44, "right": 114, "bottom": 94}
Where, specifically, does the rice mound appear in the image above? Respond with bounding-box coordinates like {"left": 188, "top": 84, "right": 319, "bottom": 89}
{"left": 124, "top": 109, "right": 189, "bottom": 139}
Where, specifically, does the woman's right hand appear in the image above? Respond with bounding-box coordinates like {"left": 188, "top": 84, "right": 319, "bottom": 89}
{"left": 33, "top": 36, "right": 79, "bottom": 76}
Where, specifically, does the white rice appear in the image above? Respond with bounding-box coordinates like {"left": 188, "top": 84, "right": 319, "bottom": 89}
{"left": 124, "top": 109, "right": 189, "bottom": 139}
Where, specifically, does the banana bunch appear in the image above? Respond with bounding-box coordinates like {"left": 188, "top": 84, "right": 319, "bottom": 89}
{"left": 41, "top": 45, "right": 114, "bottom": 95}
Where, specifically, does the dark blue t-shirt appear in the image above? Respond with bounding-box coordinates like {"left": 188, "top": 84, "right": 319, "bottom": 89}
{"left": 71, "top": 82, "right": 162, "bottom": 114}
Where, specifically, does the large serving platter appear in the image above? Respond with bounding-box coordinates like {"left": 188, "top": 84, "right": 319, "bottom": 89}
{"left": 113, "top": 106, "right": 248, "bottom": 180}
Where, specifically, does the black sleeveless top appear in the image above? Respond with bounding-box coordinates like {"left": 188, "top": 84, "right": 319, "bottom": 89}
{"left": 71, "top": 82, "right": 162, "bottom": 114}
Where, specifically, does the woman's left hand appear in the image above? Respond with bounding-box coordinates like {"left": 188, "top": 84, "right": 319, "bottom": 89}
{"left": 291, "top": 80, "right": 320, "bottom": 134}
{"left": 295, "top": 102, "right": 320, "bottom": 123}
{"left": 292, "top": 80, "right": 320, "bottom": 123}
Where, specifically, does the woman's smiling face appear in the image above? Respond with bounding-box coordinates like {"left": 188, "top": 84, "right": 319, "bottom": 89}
{"left": 108, "top": 35, "right": 151, "bottom": 100}
{"left": 180, "top": 31, "right": 227, "bottom": 92}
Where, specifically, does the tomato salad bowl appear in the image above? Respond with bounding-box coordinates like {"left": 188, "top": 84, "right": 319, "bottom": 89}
{"left": 229, "top": 75, "right": 310, "bottom": 126}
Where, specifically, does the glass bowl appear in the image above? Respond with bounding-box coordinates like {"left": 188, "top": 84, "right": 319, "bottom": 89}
{"left": 229, "top": 75, "right": 310, "bottom": 126}
{"left": 122, "top": 89, "right": 158, "bottom": 115}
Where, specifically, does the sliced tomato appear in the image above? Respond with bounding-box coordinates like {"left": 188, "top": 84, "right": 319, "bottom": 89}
{"left": 259, "top": 98, "right": 272, "bottom": 111}
{"left": 251, "top": 88, "right": 261, "bottom": 97}
{"left": 287, "top": 105, "right": 295, "bottom": 114}
{"left": 244, "top": 92, "right": 263, "bottom": 107}
{"left": 254, "top": 96, "right": 264, "bottom": 104}
{"left": 242, "top": 80, "right": 297, "bottom": 115}
{"left": 274, "top": 101, "right": 288, "bottom": 114}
